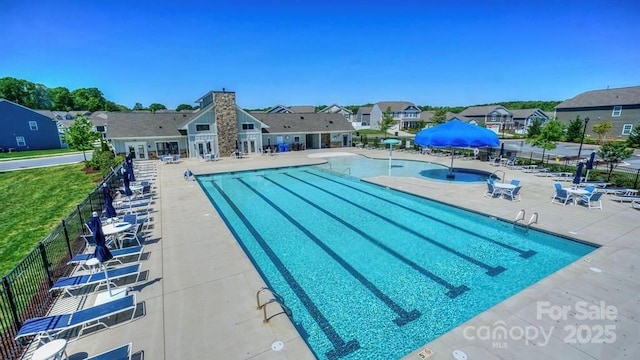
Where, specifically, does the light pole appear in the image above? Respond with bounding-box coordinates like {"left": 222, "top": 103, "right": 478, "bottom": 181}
{"left": 577, "top": 117, "right": 590, "bottom": 160}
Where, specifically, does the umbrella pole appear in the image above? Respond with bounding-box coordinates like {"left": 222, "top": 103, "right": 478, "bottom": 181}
{"left": 447, "top": 148, "right": 455, "bottom": 178}
{"left": 388, "top": 144, "right": 392, "bottom": 176}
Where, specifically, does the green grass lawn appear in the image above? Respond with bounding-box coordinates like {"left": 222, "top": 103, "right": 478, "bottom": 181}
{"left": 0, "top": 148, "right": 79, "bottom": 160}
{"left": 0, "top": 164, "right": 102, "bottom": 274}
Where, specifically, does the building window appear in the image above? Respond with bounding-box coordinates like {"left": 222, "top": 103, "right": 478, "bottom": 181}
{"left": 241, "top": 123, "right": 255, "bottom": 130}
{"left": 16, "top": 136, "right": 26, "bottom": 146}
{"left": 195, "top": 124, "right": 210, "bottom": 132}
{"left": 491, "top": 114, "right": 497, "bottom": 121}
{"left": 294, "top": 136, "right": 300, "bottom": 142}
{"left": 155, "top": 141, "right": 179, "bottom": 156}
{"left": 612, "top": 106, "right": 622, "bottom": 117}
{"left": 29, "top": 121, "right": 38, "bottom": 130}
{"left": 622, "top": 124, "right": 633, "bottom": 135}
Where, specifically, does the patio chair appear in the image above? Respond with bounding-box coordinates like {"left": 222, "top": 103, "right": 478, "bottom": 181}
{"left": 50, "top": 263, "right": 141, "bottom": 297}
{"left": 631, "top": 200, "right": 640, "bottom": 210}
{"left": 551, "top": 183, "right": 572, "bottom": 206}
{"left": 580, "top": 191, "right": 603, "bottom": 210}
{"left": 484, "top": 179, "right": 502, "bottom": 198}
{"left": 120, "top": 214, "right": 143, "bottom": 247}
{"left": 68, "top": 246, "right": 144, "bottom": 269}
{"left": 510, "top": 179, "right": 520, "bottom": 186}
{"left": 81, "top": 223, "right": 116, "bottom": 250}
{"left": 15, "top": 294, "right": 137, "bottom": 342}
{"left": 85, "top": 343, "right": 133, "bottom": 360}
{"left": 503, "top": 185, "right": 522, "bottom": 202}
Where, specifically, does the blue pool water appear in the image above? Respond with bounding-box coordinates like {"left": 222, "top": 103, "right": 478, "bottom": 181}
{"left": 316, "top": 155, "right": 493, "bottom": 183}
{"left": 198, "top": 166, "right": 596, "bottom": 360}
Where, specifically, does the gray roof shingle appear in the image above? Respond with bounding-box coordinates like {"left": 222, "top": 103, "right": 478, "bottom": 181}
{"left": 250, "top": 113, "right": 353, "bottom": 133}
{"left": 556, "top": 86, "right": 640, "bottom": 109}
{"left": 459, "top": 105, "right": 509, "bottom": 116}
{"left": 88, "top": 112, "right": 193, "bottom": 138}
{"left": 375, "top": 101, "right": 418, "bottom": 112}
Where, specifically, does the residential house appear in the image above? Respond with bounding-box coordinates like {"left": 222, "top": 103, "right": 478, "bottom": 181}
{"left": 459, "top": 105, "right": 514, "bottom": 134}
{"left": 419, "top": 111, "right": 470, "bottom": 127}
{"left": 509, "top": 109, "right": 549, "bottom": 134}
{"left": 555, "top": 86, "right": 640, "bottom": 138}
{"left": 266, "top": 105, "right": 316, "bottom": 114}
{"left": 355, "top": 106, "right": 372, "bottom": 128}
{"left": 318, "top": 104, "right": 353, "bottom": 122}
{"left": 0, "top": 99, "right": 62, "bottom": 151}
{"left": 369, "top": 101, "right": 421, "bottom": 130}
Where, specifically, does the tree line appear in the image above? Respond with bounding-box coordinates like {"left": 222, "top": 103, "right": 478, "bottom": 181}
{"left": 0, "top": 77, "right": 196, "bottom": 112}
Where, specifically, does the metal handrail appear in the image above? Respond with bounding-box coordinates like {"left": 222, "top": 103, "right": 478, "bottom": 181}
{"left": 262, "top": 298, "right": 293, "bottom": 323}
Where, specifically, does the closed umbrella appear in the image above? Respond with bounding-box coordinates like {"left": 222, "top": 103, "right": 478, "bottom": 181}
{"left": 585, "top": 152, "right": 596, "bottom": 182}
{"left": 126, "top": 154, "right": 136, "bottom": 182}
{"left": 102, "top": 184, "right": 117, "bottom": 218}
{"left": 123, "top": 170, "right": 133, "bottom": 197}
{"left": 90, "top": 212, "right": 113, "bottom": 263}
{"left": 415, "top": 119, "right": 500, "bottom": 178}
{"left": 573, "top": 161, "right": 584, "bottom": 186}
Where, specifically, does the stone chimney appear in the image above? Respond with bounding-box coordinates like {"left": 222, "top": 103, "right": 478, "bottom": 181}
{"left": 213, "top": 90, "right": 237, "bottom": 156}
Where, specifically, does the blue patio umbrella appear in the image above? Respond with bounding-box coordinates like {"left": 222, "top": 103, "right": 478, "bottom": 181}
{"left": 126, "top": 153, "right": 136, "bottom": 182}
{"left": 573, "top": 161, "right": 584, "bottom": 185}
{"left": 90, "top": 212, "right": 113, "bottom": 263}
{"left": 102, "top": 184, "right": 117, "bottom": 218}
{"left": 415, "top": 119, "right": 500, "bottom": 177}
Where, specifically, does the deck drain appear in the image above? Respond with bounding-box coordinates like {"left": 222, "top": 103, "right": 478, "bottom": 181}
{"left": 453, "top": 349, "right": 468, "bottom": 360}
{"left": 590, "top": 267, "right": 602, "bottom": 273}
{"left": 271, "top": 341, "right": 284, "bottom": 351}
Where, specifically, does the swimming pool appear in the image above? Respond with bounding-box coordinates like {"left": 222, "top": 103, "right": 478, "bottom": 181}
{"left": 315, "top": 154, "right": 493, "bottom": 183}
{"left": 198, "top": 166, "right": 595, "bottom": 360}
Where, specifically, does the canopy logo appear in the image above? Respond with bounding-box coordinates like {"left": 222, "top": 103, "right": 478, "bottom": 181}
{"left": 463, "top": 301, "right": 617, "bottom": 349}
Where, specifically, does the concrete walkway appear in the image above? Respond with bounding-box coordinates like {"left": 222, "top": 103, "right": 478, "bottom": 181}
{"left": 62, "top": 149, "right": 639, "bottom": 360}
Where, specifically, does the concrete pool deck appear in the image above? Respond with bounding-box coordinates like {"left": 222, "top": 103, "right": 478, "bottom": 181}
{"left": 62, "top": 148, "right": 639, "bottom": 360}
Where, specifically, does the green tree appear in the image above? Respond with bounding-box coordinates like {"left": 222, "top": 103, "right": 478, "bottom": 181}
{"left": 597, "top": 141, "right": 634, "bottom": 180}
{"left": 148, "top": 103, "right": 167, "bottom": 112}
{"left": 379, "top": 106, "right": 394, "bottom": 136}
{"left": 592, "top": 121, "right": 613, "bottom": 144}
{"left": 431, "top": 108, "right": 447, "bottom": 124}
{"left": 526, "top": 118, "right": 542, "bottom": 138}
{"left": 527, "top": 119, "right": 564, "bottom": 161}
{"left": 565, "top": 116, "right": 584, "bottom": 143}
{"left": 71, "top": 88, "right": 106, "bottom": 112}
{"left": 416, "top": 118, "right": 426, "bottom": 130}
{"left": 49, "top": 87, "right": 74, "bottom": 111}
{"left": 626, "top": 125, "right": 640, "bottom": 148}
{"left": 0, "top": 77, "right": 37, "bottom": 108}
{"left": 176, "top": 104, "right": 195, "bottom": 111}
{"left": 63, "top": 116, "right": 101, "bottom": 161}
{"left": 133, "top": 102, "right": 145, "bottom": 111}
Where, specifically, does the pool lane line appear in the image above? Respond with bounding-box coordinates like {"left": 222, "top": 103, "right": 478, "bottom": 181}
{"left": 238, "top": 178, "right": 422, "bottom": 327}
{"left": 306, "top": 169, "right": 537, "bottom": 259}
{"left": 260, "top": 176, "right": 470, "bottom": 299}
{"left": 285, "top": 172, "right": 506, "bottom": 277}
{"left": 210, "top": 181, "right": 361, "bottom": 360}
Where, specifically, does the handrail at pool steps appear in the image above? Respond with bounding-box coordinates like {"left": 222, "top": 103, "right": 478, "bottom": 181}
{"left": 513, "top": 209, "right": 538, "bottom": 233}
{"left": 256, "top": 287, "right": 292, "bottom": 323}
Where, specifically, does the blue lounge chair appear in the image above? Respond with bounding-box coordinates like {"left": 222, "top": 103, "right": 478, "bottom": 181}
{"left": 50, "top": 264, "right": 140, "bottom": 297}
{"left": 68, "top": 246, "right": 144, "bottom": 269}
{"left": 86, "top": 343, "right": 132, "bottom": 360}
{"left": 15, "top": 295, "right": 137, "bottom": 342}
{"left": 484, "top": 179, "right": 501, "bottom": 198}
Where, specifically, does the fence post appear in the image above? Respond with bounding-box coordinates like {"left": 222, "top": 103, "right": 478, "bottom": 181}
{"left": 78, "top": 205, "right": 84, "bottom": 229}
{"left": 62, "top": 219, "right": 73, "bottom": 259}
{"left": 2, "top": 277, "right": 21, "bottom": 329}
{"left": 38, "top": 243, "right": 54, "bottom": 288}
{"left": 635, "top": 169, "right": 639, "bottom": 189}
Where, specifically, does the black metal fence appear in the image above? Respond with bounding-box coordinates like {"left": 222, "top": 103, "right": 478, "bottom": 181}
{"left": 0, "top": 165, "right": 123, "bottom": 359}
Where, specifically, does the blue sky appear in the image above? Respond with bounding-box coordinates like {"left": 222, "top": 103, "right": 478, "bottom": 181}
{"left": 2, "top": 0, "right": 640, "bottom": 109}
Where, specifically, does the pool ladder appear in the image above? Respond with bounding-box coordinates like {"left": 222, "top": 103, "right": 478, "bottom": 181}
{"left": 514, "top": 209, "right": 538, "bottom": 232}
{"left": 256, "top": 287, "right": 292, "bottom": 323}
{"left": 491, "top": 169, "right": 506, "bottom": 182}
